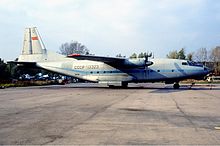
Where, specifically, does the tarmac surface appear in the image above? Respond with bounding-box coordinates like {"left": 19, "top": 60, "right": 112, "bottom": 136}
{"left": 0, "top": 83, "right": 220, "bottom": 145}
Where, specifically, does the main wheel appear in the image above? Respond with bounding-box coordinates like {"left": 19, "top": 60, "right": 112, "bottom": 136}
{"left": 173, "top": 83, "right": 180, "bottom": 89}
{"left": 122, "top": 82, "right": 128, "bottom": 88}
{"left": 108, "top": 85, "right": 115, "bottom": 88}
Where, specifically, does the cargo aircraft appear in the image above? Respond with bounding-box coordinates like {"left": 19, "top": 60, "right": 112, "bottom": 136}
{"left": 9, "top": 27, "right": 210, "bottom": 89}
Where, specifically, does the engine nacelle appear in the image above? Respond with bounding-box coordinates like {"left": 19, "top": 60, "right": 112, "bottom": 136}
{"left": 123, "top": 58, "right": 153, "bottom": 68}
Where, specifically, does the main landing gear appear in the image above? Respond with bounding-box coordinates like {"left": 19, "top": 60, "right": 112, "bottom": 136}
{"left": 108, "top": 82, "right": 128, "bottom": 88}
{"left": 173, "top": 82, "right": 180, "bottom": 89}
{"left": 122, "top": 82, "right": 128, "bottom": 88}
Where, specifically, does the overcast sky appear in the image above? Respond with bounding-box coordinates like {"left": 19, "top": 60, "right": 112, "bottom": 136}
{"left": 0, "top": 0, "right": 220, "bottom": 61}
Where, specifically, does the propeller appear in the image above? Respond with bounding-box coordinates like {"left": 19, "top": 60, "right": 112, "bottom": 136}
{"left": 144, "top": 52, "right": 153, "bottom": 67}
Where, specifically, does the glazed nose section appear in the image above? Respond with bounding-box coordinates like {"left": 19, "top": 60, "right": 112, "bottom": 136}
{"left": 204, "top": 66, "right": 211, "bottom": 74}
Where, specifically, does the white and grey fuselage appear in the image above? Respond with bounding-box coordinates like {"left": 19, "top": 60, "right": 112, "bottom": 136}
{"left": 33, "top": 57, "right": 209, "bottom": 83}
{"left": 15, "top": 27, "right": 210, "bottom": 86}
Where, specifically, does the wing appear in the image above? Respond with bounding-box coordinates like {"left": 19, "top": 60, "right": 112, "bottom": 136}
{"left": 67, "top": 54, "right": 125, "bottom": 66}
{"left": 68, "top": 54, "right": 153, "bottom": 68}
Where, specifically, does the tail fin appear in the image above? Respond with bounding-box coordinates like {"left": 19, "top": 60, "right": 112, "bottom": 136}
{"left": 18, "top": 27, "right": 48, "bottom": 62}
{"left": 22, "top": 27, "right": 46, "bottom": 55}
{"left": 18, "top": 27, "right": 65, "bottom": 63}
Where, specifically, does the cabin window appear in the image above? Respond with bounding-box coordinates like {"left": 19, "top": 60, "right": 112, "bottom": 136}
{"left": 97, "top": 71, "right": 99, "bottom": 74}
{"left": 182, "top": 62, "right": 188, "bottom": 65}
{"left": 90, "top": 71, "right": 93, "bottom": 74}
{"left": 172, "top": 70, "right": 174, "bottom": 72}
{"left": 103, "top": 71, "right": 106, "bottom": 73}
{"left": 110, "top": 71, "right": 112, "bottom": 73}
{"left": 157, "top": 70, "right": 160, "bottom": 72}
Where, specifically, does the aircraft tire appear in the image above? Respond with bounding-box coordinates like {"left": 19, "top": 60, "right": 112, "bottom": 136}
{"left": 108, "top": 85, "right": 115, "bottom": 88}
{"left": 122, "top": 82, "right": 128, "bottom": 88}
{"left": 173, "top": 83, "right": 180, "bottom": 89}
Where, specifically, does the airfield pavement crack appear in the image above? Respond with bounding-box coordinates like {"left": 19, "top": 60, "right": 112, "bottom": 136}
{"left": 171, "top": 97, "right": 198, "bottom": 131}
{"left": 104, "top": 90, "right": 140, "bottom": 144}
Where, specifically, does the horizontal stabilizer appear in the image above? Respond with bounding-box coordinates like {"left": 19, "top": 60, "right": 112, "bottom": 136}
{"left": 7, "top": 61, "right": 37, "bottom": 67}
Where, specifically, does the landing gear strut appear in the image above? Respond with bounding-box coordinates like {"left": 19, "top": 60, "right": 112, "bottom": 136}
{"left": 122, "top": 82, "right": 128, "bottom": 88}
{"left": 173, "top": 82, "right": 180, "bottom": 89}
{"left": 107, "top": 82, "right": 128, "bottom": 88}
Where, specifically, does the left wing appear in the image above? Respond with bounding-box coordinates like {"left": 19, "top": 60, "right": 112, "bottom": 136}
{"left": 68, "top": 54, "right": 153, "bottom": 68}
{"left": 68, "top": 54, "right": 125, "bottom": 65}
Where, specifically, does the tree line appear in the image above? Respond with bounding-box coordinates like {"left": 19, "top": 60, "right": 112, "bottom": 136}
{"left": 166, "top": 47, "right": 220, "bottom": 62}
{"left": 0, "top": 58, "right": 48, "bottom": 82}
{"left": 0, "top": 58, "right": 11, "bottom": 81}
{"left": 59, "top": 41, "right": 219, "bottom": 75}
{"left": 166, "top": 47, "right": 220, "bottom": 75}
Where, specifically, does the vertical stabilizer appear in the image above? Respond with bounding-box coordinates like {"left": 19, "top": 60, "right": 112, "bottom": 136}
{"left": 22, "top": 27, "right": 46, "bottom": 55}
{"left": 22, "top": 28, "right": 32, "bottom": 55}
{"left": 18, "top": 27, "right": 65, "bottom": 62}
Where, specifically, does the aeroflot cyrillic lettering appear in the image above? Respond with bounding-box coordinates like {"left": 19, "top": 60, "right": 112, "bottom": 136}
{"left": 74, "top": 66, "right": 85, "bottom": 69}
{"left": 74, "top": 65, "right": 99, "bottom": 69}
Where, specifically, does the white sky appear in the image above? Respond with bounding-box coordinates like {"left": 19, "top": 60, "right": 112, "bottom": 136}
{"left": 0, "top": 0, "right": 220, "bottom": 61}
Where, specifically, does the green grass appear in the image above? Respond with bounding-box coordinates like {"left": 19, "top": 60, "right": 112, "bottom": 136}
{"left": 0, "top": 83, "right": 16, "bottom": 88}
{"left": 0, "top": 80, "right": 55, "bottom": 88}
{"left": 181, "top": 80, "right": 220, "bottom": 84}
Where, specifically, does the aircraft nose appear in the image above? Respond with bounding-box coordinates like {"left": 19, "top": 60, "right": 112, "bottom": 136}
{"left": 204, "top": 66, "right": 212, "bottom": 74}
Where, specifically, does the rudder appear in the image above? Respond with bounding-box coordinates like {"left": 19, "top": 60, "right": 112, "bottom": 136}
{"left": 18, "top": 27, "right": 65, "bottom": 63}
{"left": 22, "top": 27, "right": 46, "bottom": 55}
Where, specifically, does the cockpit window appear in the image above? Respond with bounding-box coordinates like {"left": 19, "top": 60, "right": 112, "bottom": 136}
{"left": 181, "top": 61, "right": 203, "bottom": 67}
{"left": 187, "top": 61, "right": 203, "bottom": 67}
{"left": 182, "top": 62, "right": 188, "bottom": 65}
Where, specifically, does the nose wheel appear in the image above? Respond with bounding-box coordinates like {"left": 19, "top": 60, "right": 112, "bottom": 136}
{"left": 173, "top": 82, "right": 180, "bottom": 89}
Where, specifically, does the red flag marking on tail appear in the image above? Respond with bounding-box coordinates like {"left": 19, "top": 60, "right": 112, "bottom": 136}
{"left": 32, "top": 37, "right": 38, "bottom": 40}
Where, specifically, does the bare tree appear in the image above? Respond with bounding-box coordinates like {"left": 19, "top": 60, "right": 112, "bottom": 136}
{"left": 59, "top": 41, "right": 89, "bottom": 55}
{"left": 187, "top": 53, "right": 193, "bottom": 61}
{"left": 167, "top": 50, "right": 178, "bottom": 59}
{"left": 210, "top": 46, "right": 220, "bottom": 75}
{"left": 210, "top": 46, "right": 220, "bottom": 62}
{"left": 194, "top": 48, "right": 208, "bottom": 62}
